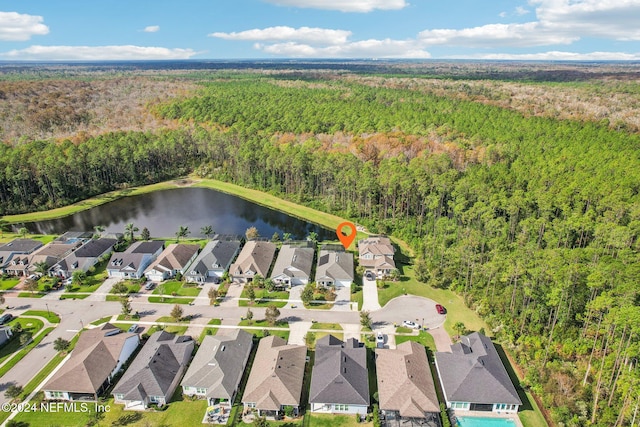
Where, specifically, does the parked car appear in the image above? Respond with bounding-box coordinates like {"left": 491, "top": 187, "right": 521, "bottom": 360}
{"left": 402, "top": 320, "right": 420, "bottom": 329}
{"left": 128, "top": 324, "right": 138, "bottom": 333}
{"left": 376, "top": 332, "right": 385, "bottom": 348}
{"left": 63, "top": 277, "right": 73, "bottom": 286}
{"left": 436, "top": 304, "right": 446, "bottom": 315}
{"left": 144, "top": 282, "right": 155, "bottom": 290}
{"left": 365, "top": 271, "right": 375, "bottom": 280}
{"left": 0, "top": 313, "right": 14, "bottom": 325}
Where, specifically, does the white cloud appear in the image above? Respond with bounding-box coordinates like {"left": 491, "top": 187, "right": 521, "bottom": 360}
{"left": 210, "top": 26, "right": 351, "bottom": 45}
{"left": 0, "top": 11, "right": 49, "bottom": 41}
{"left": 262, "top": 0, "right": 407, "bottom": 13}
{"left": 533, "top": 0, "right": 640, "bottom": 40}
{"left": 499, "top": 11, "right": 507, "bottom": 18}
{"left": 0, "top": 45, "right": 199, "bottom": 60}
{"left": 258, "top": 39, "right": 430, "bottom": 58}
{"left": 460, "top": 50, "right": 640, "bottom": 60}
{"left": 419, "top": 22, "right": 578, "bottom": 47}
{"left": 515, "top": 6, "right": 530, "bottom": 15}
{"left": 143, "top": 25, "right": 160, "bottom": 33}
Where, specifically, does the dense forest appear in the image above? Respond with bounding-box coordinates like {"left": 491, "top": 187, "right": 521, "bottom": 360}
{"left": 1, "top": 64, "right": 640, "bottom": 425}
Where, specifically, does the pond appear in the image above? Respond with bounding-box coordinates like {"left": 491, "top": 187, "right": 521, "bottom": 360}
{"left": 20, "top": 187, "right": 333, "bottom": 240}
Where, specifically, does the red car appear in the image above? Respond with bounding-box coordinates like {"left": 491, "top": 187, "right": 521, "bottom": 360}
{"left": 435, "top": 304, "right": 446, "bottom": 315}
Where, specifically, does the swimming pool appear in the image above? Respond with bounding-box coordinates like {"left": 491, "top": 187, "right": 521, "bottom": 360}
{"left": 457, "top": 416, "right": 517, "bottom": 427}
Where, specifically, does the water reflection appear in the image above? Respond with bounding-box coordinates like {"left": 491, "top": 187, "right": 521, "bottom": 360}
{"left": 20, "top": 188, "right": 333, "bottom": 240}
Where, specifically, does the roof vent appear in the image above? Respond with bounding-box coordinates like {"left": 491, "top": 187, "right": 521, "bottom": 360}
{"left": 221, "top": 345, "right": 226, "bottom": 351}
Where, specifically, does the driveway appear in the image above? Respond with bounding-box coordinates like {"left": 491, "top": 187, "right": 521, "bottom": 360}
{"left": 284, "top": 284, "right": 303, "bottom": 309}
{"left": 361, "top": 275, "right": 381, "bottom": 311}
{"left": 219, "top": 281, "right": 244, "bottom": 307}
{"left": 288, "top": 321, "right": 312, "bottom": 345}
{"left": 330, "top": 285, "right": 353, "bottom": 311}
{"left": 85, "top": 277, "right": 122, "bottom": 301}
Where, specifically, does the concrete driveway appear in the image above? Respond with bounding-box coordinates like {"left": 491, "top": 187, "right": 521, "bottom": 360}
{"left": 330, "top": 285, "right": 354, "bottom": 311}
{"left": 85, "top": 277, "right": 121, "bottom": 301}
{"left": 361, "top": 275, "right": 381, "bottom": 311}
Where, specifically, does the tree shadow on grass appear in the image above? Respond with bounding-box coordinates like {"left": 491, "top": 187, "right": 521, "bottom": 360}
{"left": 493, "top": 342, "right": 534, "bottom": 412}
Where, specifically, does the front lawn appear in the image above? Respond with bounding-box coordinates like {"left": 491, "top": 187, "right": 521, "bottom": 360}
{"left": 90, "top": 315, "right": 114, "bottom": 326}
{"left": 59, "top": 293, "right": 90, "bottom": 299}
{"left": 239, "top": 288, "right": 289, "bottom": 307}
{"left": 238, "top": 319, "right": 288, "bottom": 328}
{"left": 22, "top": 310, "right": 61, "bottom": 323}
{"left": 147, "top": 296, "right": 195, "bottom": 304}
{"left": 0, "top": 317, "right": 45, "bottom": 364}
{"left": 18, "top": 292, "right": 45, "bottom": 298}
{"left": 0, "top": 277, "right": 19, "bottom": 290}
{"left": 395, "top": 330, "right": 436, "bottom": 349}
{"left": 153, "top": 280, "right": 200, "bottom": 296}
{"left": 0, "top": 327, "right": 54, "bottom": 378}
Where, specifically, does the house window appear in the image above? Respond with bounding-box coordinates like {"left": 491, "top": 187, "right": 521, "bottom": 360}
{"left": 49, "top": 391, "right": 65, "bottom": 399}
{"left": 114, "top": 393, "right": 124, "bottom": 400}
{"left": 149, "top": 396, "right": 159, "bottom": 403}
{"left": 196, "top": 388, "right": 207, "bottom": 394}
{"left": 335, "top": 404, "right": 349, "bottom": 411}
{"left": 246, "top": 403, "right": 256, "bottom": 408}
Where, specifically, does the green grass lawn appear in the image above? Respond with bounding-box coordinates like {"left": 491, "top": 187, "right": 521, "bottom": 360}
{"left": 239, "top": 288, "right": 289, "bottom": 307}
{"left": 308, "top": 413, "right": 372, "bottom": 427}
{"left": 238, "top": 318, "right": 287, "bottom": 328}
{"left": 0, "top": 327, "right": 54, "bottom": 378}
{"left": 153, "top": 280, "right": 201, "bottom": 296}
{"left": 0, "top": 277, "right": 19, "bottom": 290}
{"left": 59, "top": 293, "right": 90, "bottom": 299}
{"left": 90, "top": 315, "right": 114, "bottom": 326}
{"left": 22, "top": 310, "right": 61, "bottom": 323}
{"left": 148, "top": 296, "right": 196, "bottom": 304}
{"left": 395, "top": 330, "right": 436, "bottom": 349}
{"left": 0, "top": 317, "right": 44, "bottom": 364}
{"left": 18, "top": 291, "right": 45, "bottom": 298}
{"left": 310, "top": 322, "right": 343, "bottom": 331}
{"left": 198, "top": 318, "right": 221, "bottom": 342}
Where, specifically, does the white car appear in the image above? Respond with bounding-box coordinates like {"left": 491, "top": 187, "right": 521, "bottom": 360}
{"left": 402, "top": 320, "right": 420, "bottom": 329}
{"left": 376, "top": 332, "right": 385, "bottom": 348}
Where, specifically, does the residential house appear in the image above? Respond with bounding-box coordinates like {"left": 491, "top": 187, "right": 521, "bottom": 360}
{"left": 242, "top": 335, "right": 306, "bottom": 419}
{"left": 270, "top": 244, "right": 314, "bottom": 287}
{"left": 229, "top": 241, "right": 276, "bottom": 283}
{"left": 376, "top": 341, "right": 440, "bottom": 424}
{"left": 315, "top": 249, "right": 354, "bottom": 288}
{"left": 357, "top": 236, "right": 396, "bottom": 278}
{"left": 50, "top": 238, "right": 117, "bottom": 279}
{"left": 309, "top": 335, "right": 369, "bottom": 415}
{"left": 435, "top": 332, "right": 521, "bottom": 413}
{"left": 0, "top": 326, "right": 13, "bottom": 347}
{"left": 186, "top": 239, "right": 241, "bottom": 283}
{"left": 144, "top": 243, "right": 200, "bottom": 282}
{"left": 181, "top": 329, "right": 253, "bottom": 405}
{"left": 107, "top": 240, "right": 164, "bottom": 279}
{"left": 113, "top": 331, "right": 194, "bottom": 410}
{"left": 43, "top": 323, "right": 139, "bottom": 401}
{"left": 5, "top": 239, "right": 84, "bottom": 277}
{"left": 0, "top": 239, "right": 42, "bottom": 274}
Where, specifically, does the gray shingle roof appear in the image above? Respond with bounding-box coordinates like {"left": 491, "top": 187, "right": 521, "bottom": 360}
{"left": 112, "top": 331, "right": 194, "bottom": 401}
{"left": 315, "top": 250, "right": 354, "bottom": 283}
{"left": 376, "top": 341, "right": 439, "bottom": 417}
{"left": 188, "top": 240, "right": 240, "bottom": 276}
{"left": 144, "top": 243, "right": 199, "bottom": 274}
{"left": 54, "top": 238, "right": 117, "bottom": 273}
{"left": 435, "top": 332, "right": 521, "bottom": 405}
{"left": 181, "top": 329, "right": 253, "bottom": 400}
{"left": 309, "top": 335, "right": 369, "bottom": 406}
{"left": 129, "top": 240, "right": 165, "bottom": 255}
{"left": 270, "top": 245, "right": 314, "bottom": 281}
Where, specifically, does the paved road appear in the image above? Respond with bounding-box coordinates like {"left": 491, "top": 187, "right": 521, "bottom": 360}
{"left": 0, "top": 290, "right": 447, "bottom": 406}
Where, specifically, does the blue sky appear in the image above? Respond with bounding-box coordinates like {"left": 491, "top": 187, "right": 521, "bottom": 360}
{"left": 1, "top": 0, "right": 639, "bottom": 60}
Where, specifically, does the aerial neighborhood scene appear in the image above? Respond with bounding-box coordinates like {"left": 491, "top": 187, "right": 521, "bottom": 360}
{"left": 0, "top": 1, "right": 639, "bottom": 427}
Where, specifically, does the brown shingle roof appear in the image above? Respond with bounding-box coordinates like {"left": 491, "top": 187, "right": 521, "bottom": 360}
{"left": 43, "top": 324, "right": 138, "bottom": 394}
{"left": 242, "top": 335, "right": 306, "bottom": 410}
{"left": 376, "top": 341, "right": 439, "bottom": 417}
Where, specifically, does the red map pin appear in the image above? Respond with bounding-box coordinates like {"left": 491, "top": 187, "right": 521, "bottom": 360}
{"left": 336, "top": 221, "right": 357, "bottom": 250}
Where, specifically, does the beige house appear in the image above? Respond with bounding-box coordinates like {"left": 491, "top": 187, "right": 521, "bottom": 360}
{"left": 144, "top": 243, "right": 200, "bottom": 281}
{"left": 242, "top": 335, "right": 306, "bottom": 419}
{"left": 43, "top": 323, "right": 139, "bottom": 401}
{"left": 229, "top": 241, "right": 276, "bottom": 283}
{"left": 376, "top": 341, "right": 440, "bottom": 423}
{"left": 358, "top": 236, "right": 396, "bottom": 278}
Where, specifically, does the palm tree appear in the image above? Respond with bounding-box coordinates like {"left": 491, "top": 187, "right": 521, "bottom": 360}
{"left": 175, "top": 226, "right": 190, "bottom": 242}
{"left": 283, "top": 232, "right": 292, "bottom": 242}
{"left": 93, "top": 225, "right": 105, "bottom": 239}
{"left": 18, "top": 227, "right": 28, "bottom": 239}
{"left": 200, "top": 225, "right": 214, "bottom": 240}
{"left": 34, "top": 261, "right": 49, "bottom": 277}
{"left": 124, "top": 223, "right": 138, "bottom": 242}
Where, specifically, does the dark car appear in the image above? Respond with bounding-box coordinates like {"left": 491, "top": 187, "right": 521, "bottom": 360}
{"left": 436, "top": 304, "right": 446, "bottom": 315}
{"left": 0, "top": 313, "right": 14, "bottom": 325}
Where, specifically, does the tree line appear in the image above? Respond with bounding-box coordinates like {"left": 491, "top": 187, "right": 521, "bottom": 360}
{"left": 1, "top": 74, "right": 639, "bottom": 424}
